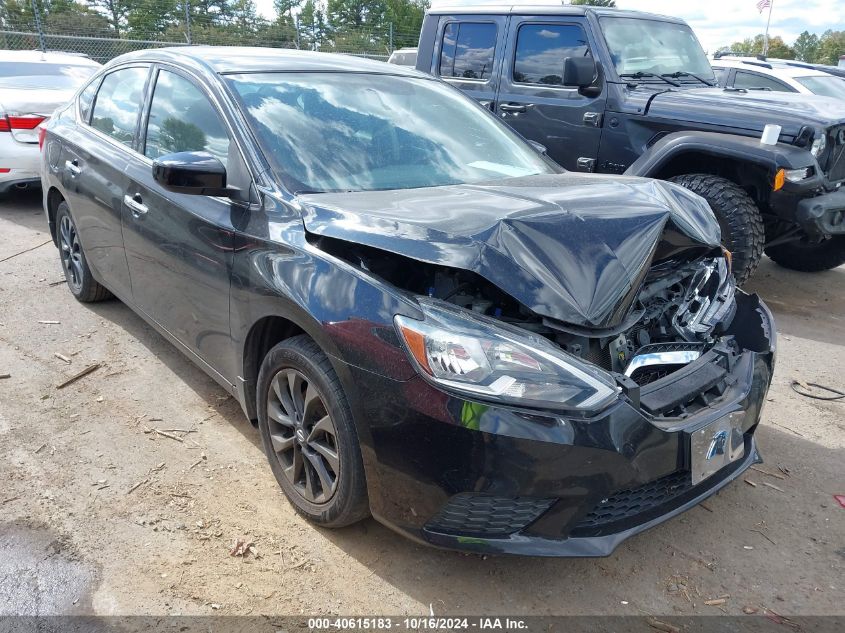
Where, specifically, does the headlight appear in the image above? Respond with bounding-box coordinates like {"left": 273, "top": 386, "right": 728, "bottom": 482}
{"left": 394, "top": 299, "right": 620, "bottom": 412}
{"left": 810, "top": 133, "right": 827, "bottom": 158}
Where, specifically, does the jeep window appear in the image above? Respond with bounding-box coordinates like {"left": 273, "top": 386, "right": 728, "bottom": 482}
{"left": 733, "top": 71, "right": 794, "bottom": 92}
{"left": 439, "top": 22, "right": 497, "bottom": 80}
{"left": 513, "top": 24, "right": 591, "bottom": 85}
{"left": 227, "top": 72, "right": 555, "bottom": 194}
{"left": 796, "top": 75, "right": 845, "bottom": 99}
{"left": 600, "top": 17, "right": 714, "bottom": 80}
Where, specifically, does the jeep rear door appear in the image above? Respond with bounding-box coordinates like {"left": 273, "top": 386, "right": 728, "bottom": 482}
{"left": 423, "top": 14, "right": 508, "bottom": 111}
{"left": 495, "top": 16, "right": 606, "bottom": 172}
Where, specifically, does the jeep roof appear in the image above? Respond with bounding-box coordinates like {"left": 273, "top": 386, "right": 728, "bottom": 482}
{"left": 426, "top": 4, "right": 684, "bottom": 23}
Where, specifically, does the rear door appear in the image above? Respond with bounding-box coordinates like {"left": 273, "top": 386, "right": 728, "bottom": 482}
{"left": 426, "top": 14, "right": 509, "bottom": 111}
{"left": 495, "top": 16, "right": 606, "bottom": 171}
{"left": 59, "top": 65, "right": 151, "bottom": 299}
{"left": 121, "top": 65, "right": 252, "bottom": 384}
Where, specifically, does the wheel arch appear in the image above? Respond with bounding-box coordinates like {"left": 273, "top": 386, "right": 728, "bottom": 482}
{"left": 46, "top": 186, "right": 66, "bottom": 245}
{"left": 625, "top": 130, "right": 817, "bottom": 208}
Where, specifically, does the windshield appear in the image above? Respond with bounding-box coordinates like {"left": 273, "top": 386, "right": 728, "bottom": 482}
{"left": 0, "top": 62, "right": 98, "bottom": 89}
{"left": 796, "top": 75, "right": 845, "bottom": 100}
{"left": 601, "top": 17, "right": 714, "bottom": 80}
{"left": 227, "top": 72, "right": 554, "bottom": 193}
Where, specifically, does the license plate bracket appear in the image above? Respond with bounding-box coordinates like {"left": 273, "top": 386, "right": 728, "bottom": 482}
{"left": 690, "top": 411, "right": 746, "bottom": 485}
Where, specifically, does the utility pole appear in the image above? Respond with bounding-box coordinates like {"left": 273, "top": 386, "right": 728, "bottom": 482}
{"left": 30, "top": 0, "right": 46, "bottom": 53}
{"left": 762, "top": 0, "right": 774, "bottom": 57}
{"left": 184, "top": 1, "right": 192, "bottom": 45}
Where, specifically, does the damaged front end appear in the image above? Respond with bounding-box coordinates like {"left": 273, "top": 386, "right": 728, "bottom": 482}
{"left": 301, "top": 176, "right": 776, "bottom": 556}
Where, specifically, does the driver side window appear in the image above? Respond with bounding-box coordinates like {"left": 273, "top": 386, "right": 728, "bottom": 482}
{"left": 144, "top": 69, "right": 231, "bottom": 165}
{"left": 513, "top": 24, "right": 591, "bottom": 85}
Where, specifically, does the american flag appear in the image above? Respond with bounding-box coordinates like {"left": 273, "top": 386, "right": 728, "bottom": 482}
{"left": 757, "top": 0, "right": 771, "bottom": 13}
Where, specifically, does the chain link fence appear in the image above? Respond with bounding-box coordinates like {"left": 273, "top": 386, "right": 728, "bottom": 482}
{"left": 0, "top": 2, "right": 423, "bottom": 64}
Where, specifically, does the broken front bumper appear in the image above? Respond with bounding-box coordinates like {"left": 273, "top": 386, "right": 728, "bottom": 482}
{"left": 348, "top": 294, "right": 775, "bottom": 557}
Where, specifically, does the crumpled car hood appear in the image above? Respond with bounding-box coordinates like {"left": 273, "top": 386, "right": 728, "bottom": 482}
{"left": 299, "top": 174, "right": 721, "bottom": 330}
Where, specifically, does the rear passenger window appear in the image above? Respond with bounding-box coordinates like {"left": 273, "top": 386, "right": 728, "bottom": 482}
{"left": 514, "top": 24, "right": 591, "bottom": 85}
{"left": 440, "top": 22, "right": 497, "bottom": 80}
{"left": 90, "top": 67, "right": 148, "bottom": 147}
{"left": 733, "top": 71, "right": 792, "bottom": 92}
{"left": 144, "top": 69, "right": 230, "bottom": 165}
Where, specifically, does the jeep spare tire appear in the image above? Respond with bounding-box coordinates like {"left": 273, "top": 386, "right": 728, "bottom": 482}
{"left": 669, "top": 174, "right": 764, "bottom": 285}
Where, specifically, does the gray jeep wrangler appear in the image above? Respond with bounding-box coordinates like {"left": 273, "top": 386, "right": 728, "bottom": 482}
{"left": 417, "top": 5, "right": 845, "bottom": 282}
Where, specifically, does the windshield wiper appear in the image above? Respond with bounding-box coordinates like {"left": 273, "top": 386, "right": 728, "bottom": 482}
{"left": 661, "top": 71, "right": 715, "bottom": 87}
{"left": 619, "top": 72, "right": 681, "bottom": 87}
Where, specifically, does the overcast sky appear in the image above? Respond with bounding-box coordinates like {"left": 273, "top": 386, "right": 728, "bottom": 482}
{"left": 254, "top": 0, "right": 843, "bottom": 53}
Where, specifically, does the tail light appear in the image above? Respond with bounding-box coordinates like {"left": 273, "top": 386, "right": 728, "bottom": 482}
{"left": 38, "top": 126, "right": 47, "bottom": 150}
{"left": 0, "top": 114, "right": 47, "bottom": 131}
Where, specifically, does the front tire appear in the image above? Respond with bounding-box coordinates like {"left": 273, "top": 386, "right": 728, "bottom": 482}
{"left": 55, "top": 202, "right": 112, "bottom": 302}
{"left": 669, "top": 174, "right": 765, "bottom": 285}
{"left": 765, "top": 235, "right": 845, "bottom": 272}
{"left": 257, "top": 335, "right": 369, "bottom": 527}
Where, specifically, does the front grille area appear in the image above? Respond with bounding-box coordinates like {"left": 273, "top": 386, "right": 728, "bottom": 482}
{"left": 426, "top": 494, "right": 554, "bottom": 537}
{"left": 571, "top": 471, "right": 692, "bottom": 537}
{"left": 824, "top": 126, "right": 845, "bottom": 183}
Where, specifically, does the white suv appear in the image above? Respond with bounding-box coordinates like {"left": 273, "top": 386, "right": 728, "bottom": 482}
{"left": 711, "top": 56, "right": 845, "bottom": 100}
{"left": 0, "top": 50, "right": 100, "bottom": 194}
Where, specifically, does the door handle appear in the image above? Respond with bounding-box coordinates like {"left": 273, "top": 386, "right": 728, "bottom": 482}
{"left": 500, "top": 103, "right": 529, "bottom": 113}
{"left": 65, "top": 159, "right": 81, "bottom": 176}
{"left": 124, "top": 193, "right": 148, "bottom": 218}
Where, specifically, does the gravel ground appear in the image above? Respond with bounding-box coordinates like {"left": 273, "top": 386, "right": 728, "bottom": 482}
{"left": 0, "top": 189, "right": 843, "bottom": 617}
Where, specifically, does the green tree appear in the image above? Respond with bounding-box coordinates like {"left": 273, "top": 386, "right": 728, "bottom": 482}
{"left": 793, "top": 31, "right": 820, "bottom": 62}
{"left": 88, "top": 0, "right": 133, "bottom": 36}
{"left": 326, "top": 0, "right": 386, "bottom": 30}
{"left": 384, "top": 0, "right": 427, "bottom": 48}
{"left": 729, "top": 34, "right": 793, "bottom": 58}
{"left": 126, "top": 0, "right": 180, "bottom": 39}
{"left": 816, "top": 30, "right": 845, "bottom": 65}
{"left": 570, "top": 0, "right": 617, "bottom": 6}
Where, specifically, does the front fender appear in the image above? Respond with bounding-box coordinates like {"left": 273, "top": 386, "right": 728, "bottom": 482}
{"left": 625, "top": 131, "right": 821, "bottom": 184}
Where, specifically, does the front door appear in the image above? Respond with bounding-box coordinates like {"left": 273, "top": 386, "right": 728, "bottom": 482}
{"left": 122, "top": 66, "right": 251, "bottom": 384}
{"left": 495, "top": 17, "right": 606, "bottom": 171}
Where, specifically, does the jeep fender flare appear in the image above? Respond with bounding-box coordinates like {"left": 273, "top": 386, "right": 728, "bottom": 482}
{"left": 625, "top": 131, "right": 820, "bottom": 184}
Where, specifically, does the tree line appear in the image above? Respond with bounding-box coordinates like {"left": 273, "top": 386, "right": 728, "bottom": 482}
{"left": 0, "top": 0, "right": 429, "bottom": 52}
{"left": 721, "top": 30, "right": 845, "bottom": 65}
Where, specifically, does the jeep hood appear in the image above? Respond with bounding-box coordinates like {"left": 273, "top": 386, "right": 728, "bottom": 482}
{"left": 623, "top": 87, "right": 845, "bottom": 138}
{"left": 298, "top": 174, "right": 721, "bottom": 330}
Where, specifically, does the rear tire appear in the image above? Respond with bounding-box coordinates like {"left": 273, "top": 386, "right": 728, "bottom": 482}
{"left": 669, "top": 174, "right": 765, "bottom": 285}
{"left": 257, "top": 335, "right": 369, "bottom": 528}
{"left": 765, "top": 235, "right": 845, "bottom": 272}
{"left": 55, "top": 202, "right": 112, "bottom": 303}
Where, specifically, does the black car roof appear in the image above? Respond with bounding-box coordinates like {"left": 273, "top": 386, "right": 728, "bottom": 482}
{"left": 425, "top": 4, "right": 685, "bottom": 24}
{"left": 108, "top": 46, "right": 428, "bottom": 76}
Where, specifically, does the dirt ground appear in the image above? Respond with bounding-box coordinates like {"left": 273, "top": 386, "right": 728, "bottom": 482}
{"left": 0, "top": 189, "right": 843, "bottom": 618}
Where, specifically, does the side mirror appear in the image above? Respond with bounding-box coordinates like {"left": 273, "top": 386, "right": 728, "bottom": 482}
{"left": 152, "top": 151, "right": 235, "bottom": 197}
{"left": 562, "top": 56, "right": 598, "bottom": 89}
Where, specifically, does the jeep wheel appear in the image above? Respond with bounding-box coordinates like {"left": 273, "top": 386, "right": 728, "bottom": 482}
{"left": 669, "top": 174, "right": 765, "bottom": 285}
{"left": 765, "top": 235, "right": 845, "bottom": 272}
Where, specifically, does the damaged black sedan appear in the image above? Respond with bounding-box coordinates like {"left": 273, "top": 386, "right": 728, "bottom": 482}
{"left": 41, "top": 47, "right": 776, "bottom": 556}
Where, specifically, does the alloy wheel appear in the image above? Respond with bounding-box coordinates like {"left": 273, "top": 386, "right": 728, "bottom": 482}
{"left": 266, "top": 368, "right": 340, "bottom": 504}
{"left": 59, "top": 214, "right": 83, "bottom": 292}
